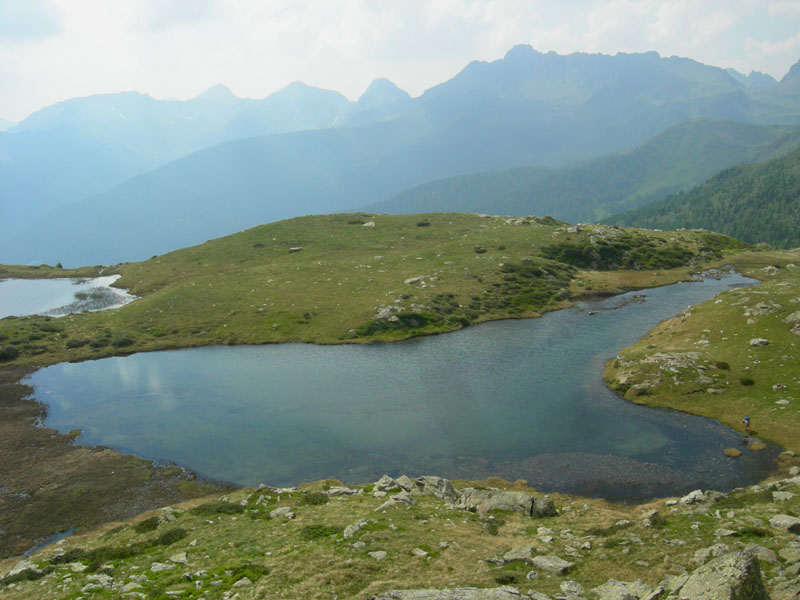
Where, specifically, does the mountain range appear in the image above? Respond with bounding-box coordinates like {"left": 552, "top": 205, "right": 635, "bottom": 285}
{"left": 3, "top": 45, "right": 800, "bottom": 266}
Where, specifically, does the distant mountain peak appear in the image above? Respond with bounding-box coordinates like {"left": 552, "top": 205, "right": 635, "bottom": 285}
{"left": 783, "top": 58, "right": 800, "bottom": 82}
{"left": 195, "top": 84, "right": 238, "bottom": 104}
{"left": 357, "top": 78, "right": 410, "bottom": 108}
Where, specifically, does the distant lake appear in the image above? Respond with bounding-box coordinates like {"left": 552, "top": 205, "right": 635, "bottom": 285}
{"left": 28, "top": 271, "right": 777, "bottom": 500}
{"left": 0, "top": 276, "right": 135, "bottom": 318}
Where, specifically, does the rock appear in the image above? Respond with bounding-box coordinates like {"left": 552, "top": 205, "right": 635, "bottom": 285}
{"left": 288, "top": 246, "right": 303, "bottom": 253}
{"left": 560, "top": 581, "right": 584, "bottom": 597}
{"left": 86, "top": 573, "right": 113, "bottom": 587}
{"left": 783, "top": 310, "right": 800, "bottom": 324}
{"left": 680, "top": 490, "right": 706, "bottom": 505}
{"left": 344, "top": 519, "right": 369, "bottom": 539}
{"left": 7, "top": 559, "right": 42, "bottom": 577}
{"left": 749, "top": 338, "right": 769, "bottom": 347}
{"left": 233, "top": 576, "right": 253, "bottom": 587}
{"left": 70, "top": 562, "right": 88, "bottom": 572}
{"left": 328, "top": 486, "right": 358, "bottom": 496}
{"left": 150, "top": 562, "right": 176, "bottom": 573}
{"left": 375, "top": 491, "right": 416, "bottom": 512}
{"left": 677, "top": 551, "right": 769, "bottom": 600}
{"left": 412, "top": 548, "right": 428, "bottom": 557}
{"left": 414, "top": 475, "right": 458, "bottom": 500}
{"left": 169, "top": 552, "right": 188, "bottom": 564}
{"left": 502, "top": 546, "right": 536, "bottom": 565}
{"left": 362, "top": 221, "right": 375, "bottom": 227}
{"left": 724, "top": 448, "right": 742, "bottom": 458}
{"left": 269, "top": 506, "right": 295, "bottom": 519}
{"left": 368, "top": 550, "right": 387, "bottom": 561}
{"left": 404, "top": 276, "right": 424, "bottom": 285}
{"left": 455, "top": 488, "right": 552, "bottom": 517}
{"left": 779, "top": 547, "right": 800, "bottom": 564}
{"left": 693, "top": 544, "right": 730, "bottom": 566}
{"left": 366, "top": 587, "right": 534, "bottom": 599}
{"left": 395, "top": 475, "right": 417, "bottom": 491}
{"left": 374, "top": 475, "right": 396, "bottom": 491}
{"left": 121, "top": 582, "right": 143, "bottom": 592}
{"left": 769, "top": 514, "right": 800, "bottom": 533}
{"left": 743, "top": 543, "right": 777, "bottom": 565}
{"left": 592, "top": 578, "right": 655, "bottom": 600}
{"left": 714, "top": 529, "right": 738, "bottom": 538}
{"left": 530, "top": 555, "right": 574, "bottom": 574}
{"left": 790, "top": 466, "right": 800, "bottom": 476}
{"left": 772, "top": 491, "right": 796, "bottom": 502}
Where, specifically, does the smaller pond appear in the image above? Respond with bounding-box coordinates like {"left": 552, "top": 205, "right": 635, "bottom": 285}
{"left": 0, "top": 276, "right": 136, "bottom": 318}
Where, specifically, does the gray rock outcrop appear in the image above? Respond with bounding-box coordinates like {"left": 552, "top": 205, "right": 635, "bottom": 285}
{"left": 677, "top": 551, "right": 769, "bottom": 600}
{"left": 455, "top": 488, "right": 555, "bottom": 517}
{"left": 592, "top": 579, "right": 658, "bottom": 600}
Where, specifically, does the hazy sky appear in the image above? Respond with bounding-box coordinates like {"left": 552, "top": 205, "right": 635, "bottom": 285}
{"left": 1, "top": 0, "right": 799, "bottom": 122}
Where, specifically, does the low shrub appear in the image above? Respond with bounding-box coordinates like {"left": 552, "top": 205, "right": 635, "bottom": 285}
{"left": 157, "top": 527, "right": 187, "bottom": 546}
{"left": 740, "top": 377, "right": 755, "bottom": 386}
{"left": 133, "top": 516, "right": 160, "bottom": 533}
{"left": 302, "top": 492, "right": 329, "bottom": 506}
{"left": 190, "top": 501, "right": 245, "bottom": 515}
{"left": 0, "top": 346, "right": 20, "bottom": 360}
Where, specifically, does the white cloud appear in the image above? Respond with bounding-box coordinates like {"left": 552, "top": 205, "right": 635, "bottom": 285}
{"left": 0, "top": 0, "right": 798, "bottom": 122}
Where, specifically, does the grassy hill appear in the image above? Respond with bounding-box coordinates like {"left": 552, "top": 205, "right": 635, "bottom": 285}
{"left": 0, "top": 213, "right": 750, "bottom": 368}
{"left": 366, "top": 120, "right": 800, "bottom": 223}
{"left": 605, "top": 147, "right": 800, "bottom": 248}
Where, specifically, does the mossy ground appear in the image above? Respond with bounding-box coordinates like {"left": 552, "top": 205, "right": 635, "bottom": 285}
{"left": 1, "top": 472, "right": 799, "bottom": 599}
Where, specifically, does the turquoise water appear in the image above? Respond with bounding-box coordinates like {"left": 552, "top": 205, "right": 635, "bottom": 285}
{"left": 28, "top": 272, "right": 777, "bottom": 500}
{"left": 0, "top": 276, "right": 135, "bottom": 317}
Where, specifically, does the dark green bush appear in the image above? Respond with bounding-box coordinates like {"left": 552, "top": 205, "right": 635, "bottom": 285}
{"left": 303, "top": 492, "right": 329, "bottom": 505}
{"left": 740, "top": 377, "right": 755, "bottom": 386}
{"left": 715, "top": 361, "right": 730, "bottom": 370}
{"left": 133, "top": 516, "right": 160, "bottom": 533}
{"left": 190, "top": 501, "right": 245, "bottom": 515}
{"left": 299, "top": 525, "right": 342, "bottom": 540}
{"left": 111, "top": 335, "right": 135, "bottom": 348}
{"left": 157, "top": 527, "right": 187, "bottom": 546}
{"left": 65, "top": 338, "right": 90, "bottom": 349}
{"left": 0, "top": 346, "right": 20, "bottom": 360}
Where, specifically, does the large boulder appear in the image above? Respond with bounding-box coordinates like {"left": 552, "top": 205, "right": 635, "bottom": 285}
{"left": 677, "top": 551, "right": 769, "bottom": 600}
{"left": 455, "top": 488, "right": 554, "bottom": 517}
{"left": 592, "top": 579, "right": 658, "bottom": 600}
{"left": 769, "top": 514, "right": 800, "bottom": 533}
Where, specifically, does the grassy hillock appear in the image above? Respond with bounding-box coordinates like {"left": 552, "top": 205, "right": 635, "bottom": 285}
{"left": 0, "top": 213, "right": 748, "bottom": 368}
{"left": 606, "top": 147, "right": 800, "bottom": 248}
{"left": 605, "top": 251, "right": 800, "bottom": 454}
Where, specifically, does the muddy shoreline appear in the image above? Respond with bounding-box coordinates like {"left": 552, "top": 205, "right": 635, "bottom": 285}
{"left": 0, "top": 365, "right": 232, "bottom": 558}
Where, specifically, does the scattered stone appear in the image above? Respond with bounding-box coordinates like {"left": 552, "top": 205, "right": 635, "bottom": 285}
{"left": 374, "top": 475, "right": 396, "bottom": 491}
{"left": 7, "top": 560, "right": 41, "bottom": 577}
{"left": 779, "top": 547, "right": 800, "bottom": 564}
{"left": 693, "top": 544, "right": 730, "bottom": 566}
{"left": 772, "top": 491, "right": 796, "bottom": 502}
{"left": 70, "top": 562, "right": 88, "bottom": 573}
{"left": 789, "top": 466, "right": 800, "bottom": 476}
{"left": 327, "top": 486, "right": 358, "bottom": 496}
{"left": 353, "top": 541, "right": 366, "bottom": 549}
{"left": 412, "top": 548, "right": 428, "bottom": 558}
{"left": 749, "top": 338, "right": 769, "bottom": 347}
{"left": 362, "top": 221, "right": 375, "bottom": 227}
{"left": 530, "top": 555, "right": 574, "bottom": 574}
{"left": 367, "top": 587, "right": 535, "bottom": 599}
{"left": 560, "top": 581, "right": 583, "bottom": 597}
{"left": 680, "top": 489, "right": 706, "bottom": 505}
{"left": 714, "top": 529, "right": 738, "bottom": 538}
{"left": 151, "top": 562, "right": 176, "bottom": 573}
{"left": 743, "top": 543, "right": 777, "bottom": 565}
{"left": 502, "top": 546, "right": 536, "bottom": 565}
{"left": 677, "top": 551, "right": 769, "bottom": 600}
{"left": 269, "top": 506, "right": 295, "bottom": 519}
{"left": 233, "top": 577, "right": 253, "bottom": 587}
{"left": 169, "top": 552, "right": 188, "bottom": 564}
{"left": 724, "top": 448, "right": 742, "bottom": 458}
{"left": 404, "top": 276, "right": 424, "bottom": 285}
{"left": 288, "top": 247, "right": 303, "bottom": 254}
{"left": 368, "top": 550, "right": 387, "bottom": 561}
{"left": 592, "top": 578, "right": 654, "bottom": 600}
{"left": 344, "top": 519, "right": 370, "bottom": 539}
{"left": 769, "top": 514, "right": 800, "bottom": 533}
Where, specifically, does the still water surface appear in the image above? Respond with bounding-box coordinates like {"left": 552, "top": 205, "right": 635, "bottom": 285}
{"left": 0, "top": 276, "right": 135, "bottom": 317}
{"left": 29, "top": 272, "right": 776, "bottom": 500}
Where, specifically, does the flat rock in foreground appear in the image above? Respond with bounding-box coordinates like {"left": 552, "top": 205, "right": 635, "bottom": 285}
{"left": 367, "top": 586, "right": 532, "bottom": 599}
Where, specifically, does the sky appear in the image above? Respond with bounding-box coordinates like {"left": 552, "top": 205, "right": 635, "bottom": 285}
{"left": 1, "top": 0, "right": 799, "bottom": 123}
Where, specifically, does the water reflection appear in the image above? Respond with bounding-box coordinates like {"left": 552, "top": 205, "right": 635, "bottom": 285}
{"left": 0, "top": 275, "right": 135, "bottom": 317}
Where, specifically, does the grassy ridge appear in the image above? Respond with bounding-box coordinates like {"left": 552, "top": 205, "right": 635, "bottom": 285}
{"left": 604, "top": 250, "right": 800, "bottom": 453}
{"left": 0, "top": 213, "right": 748, "bottom": 368}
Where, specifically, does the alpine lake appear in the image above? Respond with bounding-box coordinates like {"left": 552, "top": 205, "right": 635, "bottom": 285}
{"left": 25, "top": 271, "right": 778, "bottom": 501}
